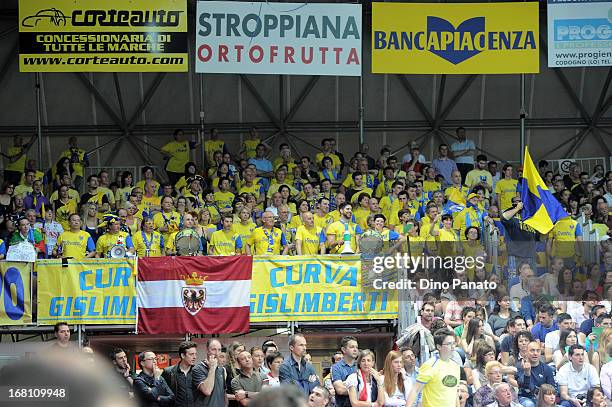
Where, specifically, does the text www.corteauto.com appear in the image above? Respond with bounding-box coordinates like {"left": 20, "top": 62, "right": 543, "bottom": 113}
{"left": 22, "top": 55, "right": 184, "bottom": 66}
{"left": 554, "top": 50, "right": 612, "bottom": 65}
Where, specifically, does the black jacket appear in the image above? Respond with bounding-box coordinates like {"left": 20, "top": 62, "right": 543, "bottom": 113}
{"left": 161, "top": 364, "right": 180, "bottom": 397}
{"left": 133, "top": 371, "right": 175, "bottom": 407}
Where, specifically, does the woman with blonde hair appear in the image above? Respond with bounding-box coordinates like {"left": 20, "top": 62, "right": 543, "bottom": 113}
{"left": 225, "top": 341, "right": 245, "bottom": 407}
{"left": 345, "top": 349, "right": 384, "bottom": 407}
{"left": 81, "top": 202, "right": 100, "bottom": 243}
{"left": 122, "top": 202, "right": 140, "bottom": 235}
{"left": 590, "top": 326, "right": 612, "bottom": 374}
{"left": 379, "top": 350, "right": 409, "bottom": 406}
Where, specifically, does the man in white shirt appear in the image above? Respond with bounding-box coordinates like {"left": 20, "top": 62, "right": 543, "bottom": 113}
{"left": 557, "top": 344, "right": 599, "bottom": 407}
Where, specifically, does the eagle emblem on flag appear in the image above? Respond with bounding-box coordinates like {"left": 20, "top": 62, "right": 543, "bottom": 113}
{"left": 181, "top": 272, "right": 208, "bottom": 315}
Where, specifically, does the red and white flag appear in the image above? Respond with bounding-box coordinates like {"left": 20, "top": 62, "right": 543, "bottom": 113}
{"left": 137, "top": 256, "right": 252, "bottom": 334}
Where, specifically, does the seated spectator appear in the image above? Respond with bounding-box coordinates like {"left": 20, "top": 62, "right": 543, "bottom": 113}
{"left": 515, "top": 341, "right": 555, "bottom": 407}
{"left": 557, "top": 345, "right": 600, "bottom": 407}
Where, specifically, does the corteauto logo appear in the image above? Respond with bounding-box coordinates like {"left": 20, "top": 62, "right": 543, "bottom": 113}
{"left": 22, "top": 8, "right": 69, "bottom": 27}
{"left": 21, "top": 8, "right": 183, "bottom": 28}
{"left": 374, "top": 16, "right": 537, "bottom": 65}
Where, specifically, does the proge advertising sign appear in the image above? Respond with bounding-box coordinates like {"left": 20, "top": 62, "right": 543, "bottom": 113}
{"left": 195, "top": 1, "right": 362, "bottom": 75}
{"left": 372, "top": 2, "right": 539, "bottom": 74}
{"left": 18, "top": 0, "right": 188, "bottom": 72}
{"left": 547, "top": 0, "right": 612, "bottom": 67}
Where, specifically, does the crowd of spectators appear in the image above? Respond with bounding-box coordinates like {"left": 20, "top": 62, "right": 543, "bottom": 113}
{"left": 2, "top": 126, "right": 612, "bottom": 406}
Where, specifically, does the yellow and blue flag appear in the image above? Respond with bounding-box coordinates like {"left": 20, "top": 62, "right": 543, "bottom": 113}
{"left": 519, "top": 146, "right": 568, "bottom": 234}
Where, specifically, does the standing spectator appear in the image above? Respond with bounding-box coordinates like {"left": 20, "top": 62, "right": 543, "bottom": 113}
{"left": 450, "top": 127, "right": 475, "bottom": 181}
{"left": 50, "top": 322, "right": 72, "bottom": 351}
{"left": 403, "top": 146, "right": 426, "bottom": 174}
{"left": 345, "top": 349, "right": 383, "bottom": 406}
{"left": 192, "top": 338, "right": 226, "bottom": 407}
{"left": 162, "top": 341, "right": 197, "bottom": 407}
{"left": 279, "top": 334, "right": 320, "bottom": 397}
{"left": 557, "top": 345, "right": 599, "bottom": 407}
{"left": 494, "top": 164, "right": 518, "bottom": 212}
{"left": 110, "top": 348, "right": 136, "bottom": 395}
{"left": 263, "top": 352, "right": 283, "bottom": 387}
{"left": 23, "top": 180, "right": 49, "bottom": 219}
{"left": 466, "top": 155, "right": 493, "bottom": 195}
{"left": 162, "top": 129, "right": 199, "bottom": 186}
{"left": 488, "top": 161, "right": 501, "bottom": 192}
{"left": 14, "top": 169, "right": 36, "bottom": 198}
{"left": 331, "top": 336, "right": 358, "bottom": 407}
{"left": 4, "top": 135, "right": 35, "bottom": 186}
{"left": 248, "top": 144, "right": 274, "bottom": 190}
{"left": 406, "top": 329, "right": 461, "bottom": 407}
{"left": 431, "top": 144, "right": 458, "bottom": 187}
{"left": 231, "top": 350, "right": 264, "bottom": 405}
{"left": 59, "top": 136, "right": 88, "bottom": 191}
{"left": 501, "top": 200, "right": 538, "bottom": 277}
{"left": 133, "top": 351, "right": 175, "bottom": 407}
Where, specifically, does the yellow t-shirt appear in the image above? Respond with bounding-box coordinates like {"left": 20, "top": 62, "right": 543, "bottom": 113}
{"left": 6, "top": 146, "right": 26, "bottom": 172}
{"left": 232, "top": 221, "right": 256, "bottom": 245}
{"left": 549, "top": 217, "right": 581, "bottom": 258}
{"left": 495, "top": 178, "right": 518, "bottom": 211}
{"left": 57, "top": 230, "right": 94, "bottom": 259}
{"left": 98, "top": 187, "right": 115, "bottom": 207}
{"left": 465, "top": 169, "right": 493, "bottom": 190}
{"left": 423, "top": 180, "right": 442, "bottom": 196}
{"left": 204, "top": 140, "right": 225, "bottom": 163}
{"left": 289, "top": 215, "right": 303, "bottom": 229}
{"left": 161, "top": 140, "right": 192, "bottom": 173}
{"left": 416, "top": 355, "right": 460, "bottom": 407}
{"left": 375, "top": 179, "right": 394, "bottom": 198}
{"left": 213, "top": 191, "right": 235, "bottom": 211}
{"left": 115, "top": 186, "right": 133, "bottom": 206}
{"left": 453, "top": 207, "right": 482, "bottom": 240}
{"left": 141, "top": 195, "right": 161, "bottom": 214}
{"left": 96, "top": 231, "right": 131, "bottom": 257}
{"left": 314, "top": 213, "right": 332, "bottom": 230}
{"left": 243, "top": 138, "right": 260, "bottom": 159}
{"left": 54, "top": 199, "right": 79, "bottom": 231}
{"left": 353, "top": 207, "right": 371, "bottom": 230}
{"left": 295, "top": 225, "right": 324, "bottom": 255}
{"left": 132, "top": 231, "right": 165, "bottom": 257}
{"left": 152, "top": 210, "right": 180, "bottom": 243}
{"left": 248, "top": 227, "right": 286, "bottom": 255}
{"left": 50, "top": 188, "right": 80, "bottom": 204}
{"left": 209, "top": 229, "right": 242, "bottom": 255}
{"left": 13, "top": 184, "right": 33, "bottom": 197}
{"left": 59, "top": 148, "right": 87, "bottom": 177}
{"left": 326, "top": 221, "right": 361, "bottom": 254}
{"left": 314, "top": 152, "right": 341, "bottom": 170}
{"left": 238, "top": 182, "right": 264, "bottom": 198}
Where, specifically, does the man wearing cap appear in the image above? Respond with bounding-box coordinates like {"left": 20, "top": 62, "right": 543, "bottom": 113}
{"left": 453, "top": 192, "right": 492, "bottom": 240}
{"left": 184, "top": 176, "right": 205, "bottom": 210}
{"left": 95, "top": 214, "right": 134, "bottom": 258}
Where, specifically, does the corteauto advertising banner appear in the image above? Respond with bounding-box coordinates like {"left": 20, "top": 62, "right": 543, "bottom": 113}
{"left": 547, "top": 0, "right": 612, "bottom": 67}
{"left": 371, "top": 2, "right": 539, "bottom": 74}
{"left": 195, "top": 1, "right": 362, "bottom": 75}
{"left": 18, "top": 0, "right": 188, "bottom": 72}
{"left": 0, "top": 262, "right": 32, "bottom": 325}
{"left": 37, "top": 259, "right": 136, "bottom": 325}
{"left": 250, "top": 255, "right": 397, "bottom": 322}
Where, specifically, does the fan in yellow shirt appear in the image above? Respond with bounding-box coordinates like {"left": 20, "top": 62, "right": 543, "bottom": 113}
{"left": 213, "top": 178, "right": 235, "bottom": 214}
{"left": 204, "top": 128, "right": 225, "bottom": 164}
{"left": 248, "top": 211, "right": 288, "bottom": 255}
{"left": 161, "top": 129, "right": 199, "bottom": 184}
{"left": 494, "top": 164, "right": 518, "bottom": 211}
{"left": 232, "top": 208, "right": 256, "bottom": 246}
{"left": 95, "top": 214, "right": 135, "bottom": 258}
{"left": 209, "top": 215, "right": 243, "bottom": 255}
{"left": 133, "top": 218, "right": 165, "bottom": 257}
{"left": 326, "top": 202, "right": 363, "bottom": 254}
{"left": 240, "top": 127, "right": 261, "bottom": 159}
{"left": 295, "top": 212, "right": 326, "bottom": 255}
{"left": 54, "top": 214, "right": 96, "bottom": 259}
{"left": 353, "top": 193, "right": 371, "bottom": 231}
{"left": 406, "top": 330, "right": 461, "bottom": 407}
{"left": 153, "top": 196, "right": 181, "bottom": 243}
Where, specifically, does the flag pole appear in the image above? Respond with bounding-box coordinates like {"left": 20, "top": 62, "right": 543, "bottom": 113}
{"left": 520, "top": 74, "right": 526, "bottom": 164}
